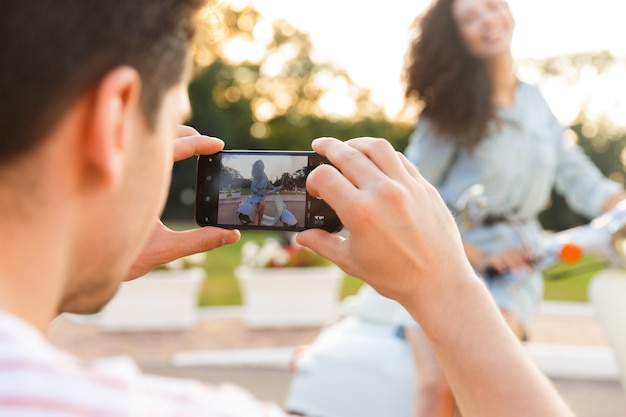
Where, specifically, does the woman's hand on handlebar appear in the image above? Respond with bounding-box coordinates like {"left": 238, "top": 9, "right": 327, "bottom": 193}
{"left": 478, "top": 248, "right": 533, "bottom": 276}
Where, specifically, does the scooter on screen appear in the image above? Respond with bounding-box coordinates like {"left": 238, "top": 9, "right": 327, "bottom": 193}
{"left": 236, "top": 188, "right": 298, "bottom": 228}
{"left": 284, "top": 185, "right": 626, "bottom": 417}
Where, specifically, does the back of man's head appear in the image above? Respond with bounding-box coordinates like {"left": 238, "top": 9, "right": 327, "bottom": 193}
{"left": 0, "top": 0, "right": 207, "bottom": 165}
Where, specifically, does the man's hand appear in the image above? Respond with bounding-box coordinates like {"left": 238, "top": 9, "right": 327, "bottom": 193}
{"left": 125, "top": 126, "right": 240, "bottom": 281}
{"left": 296, "top": 137, "right": 476, "bottom": 310}
{"left": 297, "top": 137, "right": 575, "bottom": 417}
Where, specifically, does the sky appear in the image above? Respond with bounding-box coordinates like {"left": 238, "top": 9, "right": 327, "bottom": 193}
{"left": 221, "top": 153, "right": 307, "bottom": 181}
{"left": 226, "top": 0, "right": 626, "bottom": 125}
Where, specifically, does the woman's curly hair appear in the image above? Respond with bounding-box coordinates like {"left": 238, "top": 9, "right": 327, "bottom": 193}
{"left": 252, "top": 160, "right": 265, "bottom": 180}
{"left": 403, "top": 0, "right": 496, "bottom": 150}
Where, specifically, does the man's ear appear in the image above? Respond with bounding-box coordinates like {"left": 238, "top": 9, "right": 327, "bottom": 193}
{"left": 84, "top": 66, "right": 142, "bottom": 189}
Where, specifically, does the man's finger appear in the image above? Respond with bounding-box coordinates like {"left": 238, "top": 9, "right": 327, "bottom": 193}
{"left": 344, "top": 137, "right": 410, "bottom": 181}
{"left": 398, "top": 152, "right": 421, "bottom": 180}
{"left": 296, "top": 229, "right": 355, "bottom": 275}
{"left": 311, "top": 137, "right": 386, "bottom": 190}
{"left": 176, "top": 125, "right": 200, "bottom": 138}
{"left": 305, "top": 163, "right": 360, "bottom": 224}
{"left": 173, "top": 135, "right": 225, "bottom": 162}
{"left": 127, "top": 224, "right": 240, "bottom": 280}
{"left": 162, "top": 227, "right": 241, "bottom": 258}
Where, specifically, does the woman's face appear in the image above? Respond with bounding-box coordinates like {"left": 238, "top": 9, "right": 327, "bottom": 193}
{"left": 452, "top": 0, "right": 514, "bottom": 60}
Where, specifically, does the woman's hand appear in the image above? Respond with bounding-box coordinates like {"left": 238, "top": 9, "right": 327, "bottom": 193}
{"left": 125, "top": 126, "right": 240, "bottom": 281}
{"left": 465, "top": 243, "right": 532, "bottom": 276}
{"left": 478, "top": 248, "right": 533, "bottom": 276}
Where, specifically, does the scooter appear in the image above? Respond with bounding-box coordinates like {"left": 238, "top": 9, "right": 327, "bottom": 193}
{"left": 236, "top": 189, "right": 298, "bottom": 228}
{"left": 237, "top": 186, "right": 298, "bottom": 228}
{"left": 284, "top": 186, "right": 626, "bottom": 417}
{"left": 584, "top": 205, "right": 626, "bottom": 394}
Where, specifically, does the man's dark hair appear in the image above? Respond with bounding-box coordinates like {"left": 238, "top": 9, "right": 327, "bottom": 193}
{"left": 0, "top": 0, "right": 207, "bottom": 163}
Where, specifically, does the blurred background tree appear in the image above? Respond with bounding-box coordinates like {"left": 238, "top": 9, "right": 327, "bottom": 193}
{"left": 517, "top": 52, "right": 626, "bottom": 230}
{"left": 163, "top": 4, "right": 412, "bottom": 219}
{"left": 163, "top": 3, "right": 626, "bottom": 231}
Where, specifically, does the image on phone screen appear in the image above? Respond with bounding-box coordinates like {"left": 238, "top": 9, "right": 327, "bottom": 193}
{"left": 195, "top": 151, "right": 342, "bottom": 232}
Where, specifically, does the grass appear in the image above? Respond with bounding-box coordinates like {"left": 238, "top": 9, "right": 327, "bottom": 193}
{"left": 189, "top": 228, "right": 365, "bottom": 306}
{"left": 198, "top": 230, "right": 274, "bottom": 306}
{"left": 542, "top": 255, "right": 607, "bottom": 302}
{"left": 168, "top": 221, "right": 606, "bottom": 306}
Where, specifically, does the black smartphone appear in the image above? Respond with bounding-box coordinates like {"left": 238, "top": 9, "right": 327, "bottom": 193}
{"left": 195, "top": 150, "right": 343, "bottom": 232}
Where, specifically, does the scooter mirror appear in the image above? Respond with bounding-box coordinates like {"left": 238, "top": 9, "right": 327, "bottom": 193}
{"left": 455, "top": 184, "right": 489, "bottom": 229}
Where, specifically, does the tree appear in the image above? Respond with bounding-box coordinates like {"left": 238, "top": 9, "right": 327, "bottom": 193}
{"left": 162, "top": 3, "right": 411, "bottom": 219}
{"left": 519, "top": 52, "right": 626, "bottom": 230}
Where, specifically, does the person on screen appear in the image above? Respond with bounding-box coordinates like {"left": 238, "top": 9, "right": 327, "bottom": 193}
{"left": 251, "top": 159, "right": 274, "bottom": 225}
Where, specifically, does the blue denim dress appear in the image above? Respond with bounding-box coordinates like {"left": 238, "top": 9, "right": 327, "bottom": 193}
{"left": 251, "top": 174, "right": 271, "bottom": 204}
{"left": 403, "top": 82, "right": 622, "bottom": 326}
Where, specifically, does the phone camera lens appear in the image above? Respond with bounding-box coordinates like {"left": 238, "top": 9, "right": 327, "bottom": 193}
{"left": 206, "top": 175, "right": 212, "bottom": 181}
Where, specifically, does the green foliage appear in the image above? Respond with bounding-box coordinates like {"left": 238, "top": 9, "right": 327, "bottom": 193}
{"left": 161, "top": 222, "right": 602, "bottom": 306}
{"left": 523, "top": 51, "right": 626, "bottom": 231}
{"left": 163, "top": 3, "right": 412, "bottom": 219}
{"left": 543, "top": 256, "right": 607, "bottom": 302}
{"left": 196, "top": 230, "right": 601, "bottom": 306}
{"left": 524, "top": 51, "right": 617, "bottom": 78}
{"left": 573, "top": 122, "right": 626, "bottom": 183}
{"left": 166, "top": 7, "right": 626, "bottom": 307}
{"left": 187, "top": 59, "right": 257, "bottom": 145}
{"left": 196, "top": 230, "right": 273, "bottom": 306}
{"left": 194, "top": 229, "right": 363, "bottom": 306}
{"left": 538, "top": 122, "right": 626, "bottom": 231}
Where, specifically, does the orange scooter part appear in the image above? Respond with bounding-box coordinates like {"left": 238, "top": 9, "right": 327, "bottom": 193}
{"left": 560, "top": 243, "right": 583, "bottom": 264}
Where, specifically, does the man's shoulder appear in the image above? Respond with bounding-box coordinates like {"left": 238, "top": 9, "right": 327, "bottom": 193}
{"left": 0, "top": 311, "right": 82, "bottom": 376}
{"left": 0, "top": 311, "right": 55, "bottom": 357}
{"left": 0, "top": 312, "right": 131, "bottom": 411}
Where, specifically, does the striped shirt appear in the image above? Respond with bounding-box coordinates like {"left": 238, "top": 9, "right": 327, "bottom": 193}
{"left": 0, "top": 311, "right": 288, "bottom": 416}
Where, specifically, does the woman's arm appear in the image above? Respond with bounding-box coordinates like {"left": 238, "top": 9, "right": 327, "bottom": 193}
{"left": 532, "top": 89, "right": 625, "bottom": 218}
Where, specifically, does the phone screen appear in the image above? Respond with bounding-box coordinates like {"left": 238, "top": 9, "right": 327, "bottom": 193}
{"left": 195, "top": 150, "right": 342, "bottom": 232}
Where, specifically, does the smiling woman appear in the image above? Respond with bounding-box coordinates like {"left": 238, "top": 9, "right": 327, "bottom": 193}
{"left": 398, "top": 0, "right": 626, "bottom": 416}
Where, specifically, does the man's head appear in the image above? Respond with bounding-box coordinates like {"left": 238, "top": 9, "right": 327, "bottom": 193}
{"left": 0, "top": 0, "right": 209, "bottom": 319}
{"left": 1, "top": 0, "right": 206, "bottom": 163}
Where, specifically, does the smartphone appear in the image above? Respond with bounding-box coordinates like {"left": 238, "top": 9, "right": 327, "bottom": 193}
{"left": 195, "top": 150, "right": 343, "bottom": 233}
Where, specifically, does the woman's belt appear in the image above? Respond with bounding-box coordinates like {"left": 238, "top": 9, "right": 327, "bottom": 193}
{"left": 483, "top": 213, "right": 532, "bottom": 226}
